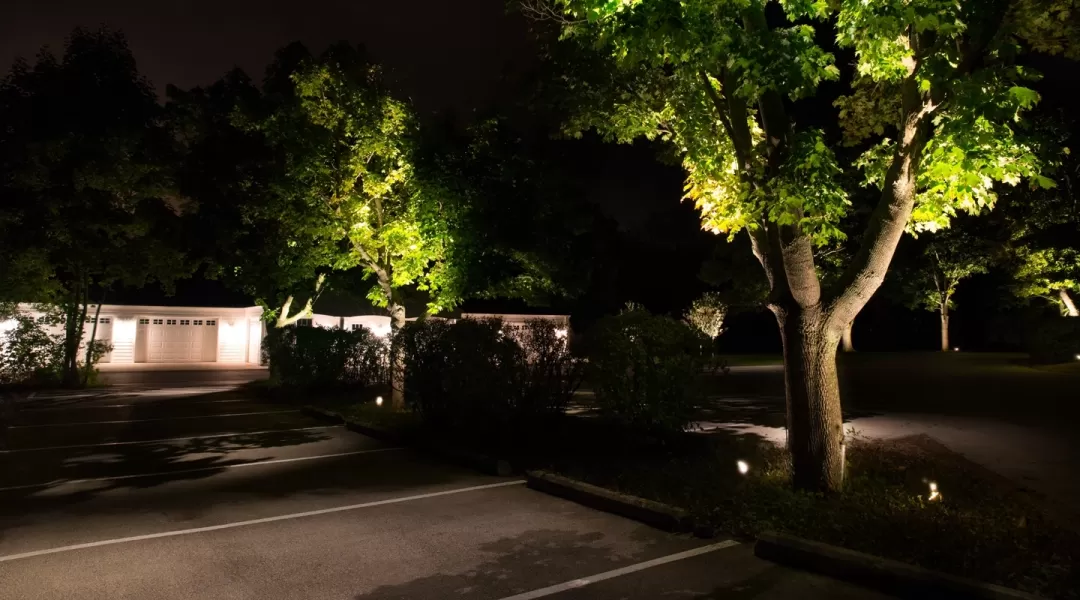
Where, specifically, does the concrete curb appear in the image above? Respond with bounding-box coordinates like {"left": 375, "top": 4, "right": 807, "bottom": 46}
{"left": 525, "top": 470, "right": 692, "bottom": 534}
{"left": 302, "top": 405, "right": 513, "bottom": 477}
{"left": 754, "top": 531, "right": 1045, "bottom": 600}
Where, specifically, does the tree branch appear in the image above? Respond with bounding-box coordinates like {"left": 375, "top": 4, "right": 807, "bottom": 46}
{"left": 829, "top": 34, "right": 936, "bottom": 327}
{"left": 519, "top": 0, "right": 585, "bottom": 24}
{"left": 699, "top": 70, "right": 736, "bottom": 148}
{"left": 275, "top": 273, "right": 327, "bottom": 327}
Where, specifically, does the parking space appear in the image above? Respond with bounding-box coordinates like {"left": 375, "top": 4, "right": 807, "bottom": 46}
{"left": 0, "top": 378, "right": 891, "bottom": 600}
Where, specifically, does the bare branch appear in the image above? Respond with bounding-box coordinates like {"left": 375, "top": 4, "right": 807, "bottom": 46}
{"left": 519, "top": 0, "right": 584, "bottom": 24}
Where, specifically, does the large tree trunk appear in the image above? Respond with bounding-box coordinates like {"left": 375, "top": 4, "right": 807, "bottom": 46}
{"left": 388, "top": 302, "right": 406, "bottom": 411}
{"left": 840, "top": 321, "right": 854, "bottom": 352}
{"left": 82, "top": 299, "right": 104, "bottom": 386}
{"left": 62, "top": 280, "right": 89, "bottom": 387}
{"left": 1059, "top": 288, "right": 1079, "bottom": 317}
{"left": 777, "top": 307, "right": 845, "bottom": 492}
{"left": 939, "top": 305, "right": 950, "bottom": 351}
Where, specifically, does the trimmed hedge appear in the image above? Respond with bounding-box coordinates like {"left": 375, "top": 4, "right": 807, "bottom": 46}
{"left": 587, "top": 308, "right": 711, "bottom": 435}
{"left": 264, "top": 325, "right": 387, "bottom": 389}
{"left": 397, "top": 318, "right": 581, "bottom": 438}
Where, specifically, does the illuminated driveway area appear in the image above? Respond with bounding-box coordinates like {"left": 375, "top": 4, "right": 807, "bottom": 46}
{"left": 0, "top": 380, "right": 890, "bottom": 600}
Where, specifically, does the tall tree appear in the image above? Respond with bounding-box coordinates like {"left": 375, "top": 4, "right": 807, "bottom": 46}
{"left": 525, "top": 0, "right": 1077, "bottom": 491}
{"left": 169, "top": 64, "right": 347, "bottom": 327}
{"left": 0, "top": 27, "right": 187, "bottom": 385}
{"left": 179, "top": 43, "right": 458, "bottom": 409}
{"left": 895, "top": 228, "right": 991, "bottom": 351}
{"left": 998, "top": 144, "right": 1080, "bottom": 316}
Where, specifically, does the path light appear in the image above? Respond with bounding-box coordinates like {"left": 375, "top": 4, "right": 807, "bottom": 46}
{"left": 953, "top": 347, "right": 960, "bottom": 352}
{"left": 737, "top": 460, "right": 750, "bottom": 475}
{"left": 928, "top": 481, "right": 941, "bottom": 502}
{"left": 1074, "top": 354, "right": 1080, "bottom": 360}
{"left": 375, "top": 396, "right": 384, "bottom": 407}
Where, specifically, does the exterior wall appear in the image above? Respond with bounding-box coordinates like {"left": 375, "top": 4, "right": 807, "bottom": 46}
{"left": 460, "top": 313, "right": 570, "bottom": 335}
{"left": 111, "top": 316, "right": 138, "bottom": 363}
{"left": 216, "top": 317, "right": 248, "bottom": 363}
{"left": 310, "top": 314, "right": 341, "bottom": 330}
{"left": 341, "top": 315, "right": 392, "bottom": 337}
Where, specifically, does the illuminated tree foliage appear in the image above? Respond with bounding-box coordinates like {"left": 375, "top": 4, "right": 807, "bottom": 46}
{"left": 244, "top": 43, "right": 458, "bottom": 409}
{"left": 999, "top": 148, "right": 1080, "bottom": 316}
{"left": 685, "top": 291, "right": 728, "bottom": 339}
{"left": 524, "top": 0, "right": 1079, "bottom": 491}
{"left": 246, "top": 44, "right": 457, "bottom": 330}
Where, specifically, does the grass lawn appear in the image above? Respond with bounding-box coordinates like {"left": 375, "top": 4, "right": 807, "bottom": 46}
{"left": 555, "top": 431, "right": 1080, "bottom": 599}
{"left": 709, "top": 351, "right": 1080, "bottom": 422}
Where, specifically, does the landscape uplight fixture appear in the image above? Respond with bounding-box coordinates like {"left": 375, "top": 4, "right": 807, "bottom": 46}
{"left": 375, "top": 396, "right": 384, "bottom": 407}
{"left": 737, "top": 460, "right": 749, "bottom": 475}
{"left": 952, "top": 347, "right": 959, "bottom": 352}
{"left": 928, "top": 481, "right": 942, "bottom": 502}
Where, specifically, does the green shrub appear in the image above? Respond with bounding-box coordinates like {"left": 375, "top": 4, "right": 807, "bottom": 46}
{"left": 264, "top": 325, "right": 387, "bottom": 389}
{"left": 587, "top": 308, "right": 710, "bottom": 435}
{"left": 397, "top": 318, "right": 581, "bottom": 438}
{"left": 0, "top": 314, "right": 65, "bottom": 386}
{"left": 508, "top": 319, "right": 583, "bottom": 422}
{"left": 1024, "top": 317, "right": 1080, "bottom": 363}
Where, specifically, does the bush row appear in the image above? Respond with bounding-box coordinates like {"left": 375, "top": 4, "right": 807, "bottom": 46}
{"left": 398, "top": 318, "right": 582, "bottom": 439}
{"left": 264, "top": 325, "right": 387, "bottom": 389}
{"left": 265, "top": 310, "right": 713, "bottom": 437}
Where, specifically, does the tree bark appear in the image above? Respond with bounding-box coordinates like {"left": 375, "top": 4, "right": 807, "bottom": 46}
{"left": 388, "top": 302, "right": 406, "bottom": 411}
{"left": 62, "top": 279, "right": 90, "bottom": 387}
{"left": 940, "top": 305, "right": 950, "bottom": 351}
{"left": 776, "top": 306, "right": 845, "bottom": 492}
{"left": 840, "top": 321, "right": 854, "bottom": 352}
{"left": 1059, "top": 288, "right": 1079, "bottom": 317}
{"left": 82, "top": 299, "right": 104, "bottom": 387}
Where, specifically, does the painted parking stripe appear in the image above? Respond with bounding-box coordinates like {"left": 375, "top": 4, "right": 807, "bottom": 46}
{"left": 19, "top": 397, "right": 254, "bottom": 411}
{"left": 496, "top": 540, "right": 740, "bottom": 600}
{"left": 0, "top": 425, "right": 343, "bottom": 453}
{"left": 0, "top": 480, "right": 525, "bottom": 563}
{"left": 0, "top": 447, "right": 403, "bottom": 492}
{"left": 8, "top": 409, "right": 300, "bottom": 428}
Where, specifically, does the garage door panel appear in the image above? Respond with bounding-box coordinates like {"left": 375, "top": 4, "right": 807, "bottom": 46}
{"left": 146, "top": 317, "right": 214, "bottom": 363}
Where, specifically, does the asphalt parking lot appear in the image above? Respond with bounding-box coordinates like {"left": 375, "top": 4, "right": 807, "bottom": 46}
{"left": 0, "top": 372, "right": 891, "bottom": 600}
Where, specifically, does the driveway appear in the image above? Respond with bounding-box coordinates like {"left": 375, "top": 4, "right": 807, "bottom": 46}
{"left": 0, "top": 380, "right": 889, "bottom": 599}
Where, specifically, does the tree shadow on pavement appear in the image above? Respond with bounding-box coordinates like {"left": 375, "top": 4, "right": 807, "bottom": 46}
{"left": 354, "top": 527, "right": 666, "bottom": 600}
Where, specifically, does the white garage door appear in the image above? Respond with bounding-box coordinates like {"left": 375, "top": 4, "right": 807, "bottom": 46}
{"left": 147, "top": 317, "right": 209, "bottom": 362}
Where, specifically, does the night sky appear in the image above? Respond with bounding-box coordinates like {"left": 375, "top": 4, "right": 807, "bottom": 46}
{"left": 1, "top": 0, "right": 535, "bottom": 117}
{"left": 6, "top": 2, "right": 1059, "bottom": 350}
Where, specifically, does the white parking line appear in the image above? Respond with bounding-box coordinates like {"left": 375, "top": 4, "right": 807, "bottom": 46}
{"left": 19, "top": 397, "right": 254, "bottom": 411}
{"left": 0, "top": 480, "right": 526, "bottom": 563}
{"left": 1, "top": 425, "right": 343, "bottom": 453}
{"left": 9, "top": 410, "right": 300, "bottom": 428}
{"left": 0, "top": 447, "right": 404, "bottom": 492}
{"left": 496, "top": 540, "right": 740, "bottom": 600}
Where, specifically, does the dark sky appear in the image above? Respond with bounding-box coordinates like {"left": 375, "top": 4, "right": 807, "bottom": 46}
{"left": 1, "top": 0, "right": 536, "bottom": 117}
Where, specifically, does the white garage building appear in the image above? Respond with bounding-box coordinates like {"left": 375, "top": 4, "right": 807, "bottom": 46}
{"left": 2, "top": 304, "right": 570, "bottom": 368}
{"left": 4, "top": 304, "right": 266, "bottom": 366}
